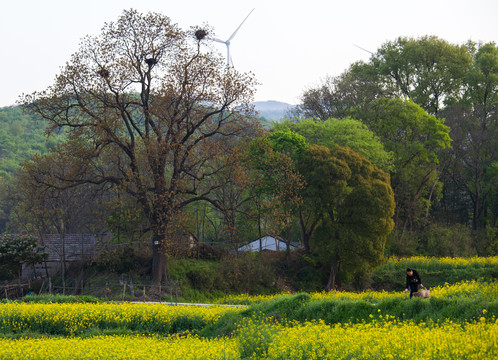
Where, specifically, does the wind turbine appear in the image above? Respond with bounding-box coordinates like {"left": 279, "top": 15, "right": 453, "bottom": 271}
{"left": 212, "top": 8, "right": 255, "bottom": 67}
{"left": 353, "top": 44, "right": 374, "bottom": 56}
{"left": 353, "top": 44, "right": 383, "bottom": 60}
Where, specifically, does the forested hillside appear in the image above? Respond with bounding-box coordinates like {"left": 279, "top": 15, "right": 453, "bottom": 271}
{"left": 0, "top": 106, "right": 63, "bottom": 232}
{"left": 0, "top": 106, "right": 61, "bottom": 177}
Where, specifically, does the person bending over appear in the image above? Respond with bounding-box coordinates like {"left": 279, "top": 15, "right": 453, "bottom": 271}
{"left": 404, "top": 268, "right": 424, "bottom": 299}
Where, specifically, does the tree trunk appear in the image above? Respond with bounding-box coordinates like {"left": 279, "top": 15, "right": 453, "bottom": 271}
{"left": 326, "top": 254, "right": 339, "bottom": 291}
{"left": 299, "top": 210, "right": 319, "bottom": 253}
{"left": 152, "top": 236, "right": 169, "bottom": 285}
{"left": 258, "top": 210, "right": 262, "bottom": 252}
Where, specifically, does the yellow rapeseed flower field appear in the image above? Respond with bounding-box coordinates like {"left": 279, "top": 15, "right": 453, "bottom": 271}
{"left": 0, "top": 302, "right": 238, "bottom": 335}
{"left": 260, "top": 319, "right": 498, "bottom": 359}
{"left": 215, "top": 279, "right": 498, "bottom": 304}
{"left": 387, "top": 255, "right": 498, "bottom": 268}
{"left": 0, "top": 335, "right": 239, "bottom": 359}
{"left": 1, "top": 256, "right": 496, "bottom": 359}
{"left": 0, "top": 319, "right": 495, "bottom": 359}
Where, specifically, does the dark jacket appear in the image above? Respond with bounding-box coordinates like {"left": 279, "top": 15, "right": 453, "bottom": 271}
{"left": 406, "top": 269, "right": 422, "bottom": 291}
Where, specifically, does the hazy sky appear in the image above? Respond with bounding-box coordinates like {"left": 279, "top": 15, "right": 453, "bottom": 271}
{"left": 0, "top": 0, "right": 496, "bottom": 107}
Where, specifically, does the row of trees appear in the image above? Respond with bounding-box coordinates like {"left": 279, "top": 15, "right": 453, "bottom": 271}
{"left": 1, "top": 11, "right": 496, "bottom": 288}
{"left": 294, "top": 36, "right": 498, "bottom": 256}
{"left": 0, "top": 9, "right": 396, "bottom": 288}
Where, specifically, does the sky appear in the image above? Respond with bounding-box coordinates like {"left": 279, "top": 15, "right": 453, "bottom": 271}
{"left": 0, "top": 0, "right": 496, "bottom": 107}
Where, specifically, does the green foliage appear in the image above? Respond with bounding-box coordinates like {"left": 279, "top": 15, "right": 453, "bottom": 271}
{"left": 5, "top": 294, "right": 102, "bottom": 304}
{"left": 91, "top": 247, "right": 151, "bottom": 275}
{"left": 372, "top": 258, "right": 498, "bottom": 291}
{"left": 357, "top": 97, "right": 451, "bottom": 245}
{"left": 243, "top": 293, "right": 312, "bottom": 319}
{"left": 266, "top": 129, "right": 307, "bottom": 161}
{"left": 274, "top": 117, "right": 393, "bottom": 171}
{"left": 0, "top": 106, "right": 64, "bottom": 233}
{"left": 442, "top": 42, "right": 498, "bottom": 232}
{"left": 186, "top": 265, "right": 219, "bottom": 292}
{"left": 360, "top": 98, "right": 451, "bottom": 165}
{"left": 0, "top": 234, "right": 48, "bottom": 280}
{"left": 218, "top": 253, "right": 277, "bottom": 294}
{"left": 374, "top": 35, "right": 472, "bottom": 116}
{"left": 299, "top": 145, "right": 395, "bottom": 288}
{"left": 237, "top": 290, "right": 498, "bottom": 326}
{"left": 0, "top": 106, "right": 62, "bottom": 176}
{"left": 169, "top": 255, "right": 279, "bottom": 295}
{"left": 420, "top": 223, "right": 476, "bottom": 257}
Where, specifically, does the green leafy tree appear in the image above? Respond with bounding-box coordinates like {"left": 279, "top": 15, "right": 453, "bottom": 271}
{"left": 239, "top": 136, "right": 304, "bottom": 250}
{"left": 293, "top": 62, "right": 389, "bottom": 120}
{"left": 0, "top": 106, "right": 63, "bottom": 233}
{"left": 441, "top": 42, "right": 498, "bottom": 233}
{"left": 298, "top": 145, "right": 395, "bottom": 289}
{"left": 0, "top": 234, "right": 48, "bottom": 280}
{"left": 358, "top": 98, "right": 451, "bottom": 248}
{"left": 374, "top": 36, "right": 471, "bottom": 117}
{"left": 295, "top": 36, "right": 471, "bottom": 120}
{"left": 274, "top": 118, "right": 393, "bottom": 171}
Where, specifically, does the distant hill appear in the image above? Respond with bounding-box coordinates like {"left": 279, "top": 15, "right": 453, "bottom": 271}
{"left": 0, "top": 106, "right": 62, "bottom": 178}
{"left": 252, "top": 100, "right": 296, "bottom": 121}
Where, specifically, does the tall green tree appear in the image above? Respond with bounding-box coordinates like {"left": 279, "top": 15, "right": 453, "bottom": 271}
{"left": 298, "top": 145, "right": 395, "bottom": 289}
{"left": 358, "top": 98, "right": 451, "bottom": 247}
{"left": 294, "top": 62, "right": 389, "bottom": 120}
{"left": 295, "top": 36, "right": 471, "bottom": 120}
{"left": 441, "top": 42, "right": 498, "bottom": 233}
{"left": 374, "top": 36, "right": 471, "bottom": 117}
{"left": 21, "top": 9, "right": 259, "bottom": 284}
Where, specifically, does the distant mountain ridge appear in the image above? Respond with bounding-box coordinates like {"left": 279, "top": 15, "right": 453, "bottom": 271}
{"left": 252, "top": 100, "right": 295, "bottom": 121}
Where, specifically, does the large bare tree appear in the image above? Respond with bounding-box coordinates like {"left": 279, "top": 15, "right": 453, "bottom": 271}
{"left": 21, "top": 9, "right": 260, "bottom": 284}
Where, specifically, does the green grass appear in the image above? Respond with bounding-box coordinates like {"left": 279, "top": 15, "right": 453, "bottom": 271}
{"left": 372, "top": 256, "right": 498, "bottom": 291}
{"left": 2, "top": 294, "right": 102, "bottom": 304}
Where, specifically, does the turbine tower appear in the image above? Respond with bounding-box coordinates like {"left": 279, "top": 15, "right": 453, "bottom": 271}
{"left": 212, "top": 8, "right": 255, "bottom": 67}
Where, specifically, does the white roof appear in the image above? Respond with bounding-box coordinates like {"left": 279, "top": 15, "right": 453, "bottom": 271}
{"left": 238, "top": 236, "right": 298, "bottom": 252}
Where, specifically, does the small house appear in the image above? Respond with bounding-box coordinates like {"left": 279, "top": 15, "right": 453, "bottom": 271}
{"left": 238, "top": 235, "right": 298, "bottom": 252}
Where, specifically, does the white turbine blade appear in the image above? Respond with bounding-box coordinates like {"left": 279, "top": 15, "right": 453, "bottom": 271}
{"left": 353, "top": 44, "right": 374, "bottom": 55}
{"left": 228, "top": 8, "right": 255, "bottom": 42}
{"left": 211, "top": 37, "right": 227, "bottom": 44}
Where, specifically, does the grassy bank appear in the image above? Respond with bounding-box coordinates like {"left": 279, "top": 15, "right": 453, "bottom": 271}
{"left": 2, "top": 279, "right": 496, "bottom": 339}
{"left": 372, "top": 256, "right": 498, "bottom": 290}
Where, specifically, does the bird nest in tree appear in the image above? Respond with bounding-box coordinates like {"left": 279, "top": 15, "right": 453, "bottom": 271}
{"left": 145, "top": 58, "right": 158, "bottom": 66}
{"left": 97, "top": 68, "right": 109, "bottom": 78}
{"left": 195, "top": 29, "right": 208, "bottom": 41}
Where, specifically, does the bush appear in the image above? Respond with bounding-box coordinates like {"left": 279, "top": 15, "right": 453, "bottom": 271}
{"left": 421, "top": 224, "right": 475, "bottom": 257}
{"left": 4, "top": 294, "right": 101, "bottom": 304}
{"left": 219, "top": 253, "right": 277, "bottom": 293}
{"left": 190, "top": 243, "right": 231, "bottom": 260}
{"left": 0, "top": 233, "right": 48, "bottom": 280}
{"left": 274, "top": 249, "right": 326, "bottom": 292}
{"left": 186, "top": 267, "right": 217, "bottom": 291}
{"left": 92, "top": 246, "right": 150, "bottom": 275}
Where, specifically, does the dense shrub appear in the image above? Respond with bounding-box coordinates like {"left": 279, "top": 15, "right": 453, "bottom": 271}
{"left": 420, "top": 224, "right": 475, "bottom": 257}
{"left": 8, "top": 294, "right": 101, "bottom": 304}
{"left": 218, "top": 253, "right": 277, "bottom": 294}
{"left": 92, "top": 246, "right": 151, "bottom": 275}
{"left": 190, "top": 243, "right": 232, "bottom": 261}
